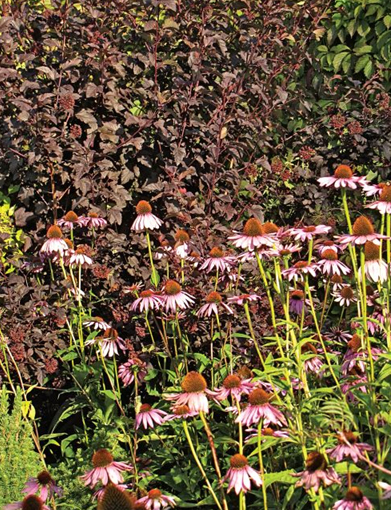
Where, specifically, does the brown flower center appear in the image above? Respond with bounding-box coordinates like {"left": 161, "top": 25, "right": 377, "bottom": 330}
{"left": 140, "top": 290, "right": 155, "bottom": 298}
{"left": 280, "top": 249, "right": 291, "bottom": 256}
{"left": 88, "top": 212, "right": 99, "bottom": 218}
{"left": 301, "top": 342, "right": 317, "bottom": 354}
{"left": 64, "top": 211, "right": 79, "bottom": 222}
{"left": 248, "top": 388, "right": 271, "bottom": 405}
{"left": 223, "top": 374, "right": 241, "bottom": 389}
{"left": 164, "top": 280, "right": 181, "bottom": 296}
{"left": 173, "top": 405, "right": 191, "bottom": 416}
{"left": 290, "top": 290, "right": 304, "bottom": 300}
{"left": 345, "top": 487, "right": 364, "bottom": 502}
{"left": 75, "top": 244, "right": 91, "bottom": 255}
{"left": 243, "top": 218, "right": 264, "bottom": 237}
{"left": 175, "top": 229, "right": 190, "bottom": 243}
{"left": 303, "top": 226, "right": 316, "bottom": 233}
{"left": 348, "top": 334, "right": 362, "bottom": 353}
{"left": 37, "top": 471, "right": 53, "bottom": 485}
{"left": 322, "top": 249, "right": 338, "bottom": 261}
{"left": 181, "top": 372, "right": 207, "bottom": 393}
{"left": 209, "top": 247, "right": 224, "bottom": 258}
{"left": 262, "top": 427, "right": 275, "bottom": 436}
{"left": 230, "top": 454, "right": 248, "bottom": 469}
{"left": 136, "top": 200, "right": 152, "bottom": 215}
{"left": 99, "top": 485, "right": 134, "bottom": 509}
{"left": 140, "top": 404, "right": 152, "bottom": 413}
{"left": 305, "top": 452, "right": 327, "bottom": 472}
{"left": 364, "top": 241, "right": 381, "bottom": 261}
{"left": 338, "top": 430, "right": 358, "bottom": 445}
{"left": 379, "top": 185, "right": 391, "bottom": 202}
{"left": 47, "top": 225, "right": 63, "bottom": 239}
{"left": 352, "top": 216, "right": 375, "bottom": 236}
{"left": 92, "top": 448, "right": 114, "bottom": 467}
{"left": 22, "top": 495, "right": 43, "bottom": 510}
{"left": 322, "top": 240, "right": 335, "bottom": 247}
{"left": 206, "top": 291, "right": 222, "bottom": 304}
{"left": 103, "top": 328, "right": 119, "bottom": 340}
{"left": 148, "top": 489, "right": 162, "bottom": 499}
{"left": 293, "top": 261, "right": 309, "bottom": 269}
{"left": 263, "top": 222, "right": 279, "bottom": 234}
{"left": 64, "top": 239, "right": 73, "bottom": 249}
{"left": 331, "top": 274, "right": 343, "bottom": 284}
{"left": 236, "top": 366, "right": 253, "bottom": 379}
{"left": 334, "top": 165, "right": 353, "bottom": 179}
{"left": 340, "top": 286, "right": 354, "bottom": 299}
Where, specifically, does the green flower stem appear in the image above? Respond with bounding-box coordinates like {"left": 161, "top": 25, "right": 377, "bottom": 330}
{"left": 180, "top": 257, "right": 185, "bottom": 284}
{"left": 243, "top": 302, "right": 265, "bottom": 369}
{"left": 386, "top": 214, "right": 391, "bottom": 349}
{"left": 341, "top": 189, "right": 353, "bottom": 234}
{"left": 257, "top": 422, "right": 268, "bottom": 510}
{"left": 146, "top": 229, "right": 159, "bottom": 287}
{"left": 99, "top": 351, "right": 125, "bottom": 416}
{"left": 182, "top": 421, "right": 223, "bottom": 510}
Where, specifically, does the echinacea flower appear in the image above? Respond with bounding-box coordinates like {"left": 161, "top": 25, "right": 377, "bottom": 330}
{"left": 294, "top": 451, "right": 340, "bottom": 492}
{"left": 327, "top": 431, "right": 373, "bottom": 463}
{"left": 223, "top": 454, "right": 262, "bottom": 495}
{"left": 57, "top": 210, "right": 85, "bottom": 230}
{"left": 82, "top": 211, "right": 108, "bottom": 229}
{"left": 341, "top": 367, "right": 368, "bottom": 402}
{"left": 227, "top": 293, "right": 262, "bottom": 306}
{"left": 333, "top": 487, "right": 373, "bottom": 510}
{"left": 330, "top": 274, "right": 346, "bottom": 291}
{"left": 282, "top": 261, "right": 317, "bottom": 282}
{"left": 199, "top": 247, "right": 235, "bottom": 273}
{"left": 362, "top": 241, "right": 389, "bottom": 283}
{"left": 379, "top": 481, "right": 391, "bottom": 499}
{"left": 68, "top": 245, "right": 93, "bottom": 266}
{"left": 136, "top": 489, "right": 176, "bottom": 510}
{"left": 245, "top": 426, "right": 290, "bottom": 443}
{"left": 83, "top": 317, "right": 110, "bottom": 331}
{"left": 228, "top": 218, "right": 275, "bottom": 251}
{"left": 267, "top": 243, "right": 302, "bottom": 258}
{"left": 315, "top": 249, "right": 350, "bottom": 276}
{"left": 366, "top": 184, "right": 391, "bottom": 215}
{"left": 362, "top": 181, "right": 386, "bottom": 197}
{"left": 288, "top": 225, "right": 332, "bottom": 242}
{"left": 161, "top": 280, "right": 195, "bottom": 313}
{"left": 131, "top": 290, "right": 164, "bottom": 313}
{"left": 318, "top": 165, "right": 367, "bottom": 189}
{"left": 289, "top": 290, "right": 308, "bottom": 315}
{"left": 40, "top": 225, "right": 68, "bottom": 258}
{"left": 209, "top": 374, "right": 254, "bottom": 402}
{"left": 4, "top": 495, "right": 50, "bottom": 510}
{"left": 131, "top": 200, "right": 163, "bottom": 232}
{"left": 316, "top": 239, "right": 342, "bottom": 255}
{"left": 118, "top": 358, "right": 148, "bottom": 386}
{"left": 336, "top": 216, "right": 387, "bottom": 247}
{"left": 135, "top": 404, "right": 168, "bottom": 430}
{"left": 81, "top": 449, "right": 133, "bottom": 488}
{"left": 23, "top": 470, "right": 62, "bottom": 501}
{"left": 96, "top": 484, "right": 134, "bottom": 509}
{"left": 333, "top": 286, "right": 357, "bottom": 307}
{"left": 341, "top": 334, "right": 382, "bottom": 375}
{"left": 163, "top": 404, "right": 199, "bottom": 421}
{"left": 301, "top": 343, "right": 323, "bottom": 375}
{"left": 197, "top": 291, "right": 234, "bottom": 317}
{"left": 235, "top": 388, "right": 286, "bottom": 427}
{"left": 85, "top": 328, "right": 127, "bottom": 357}
{"left": 174, "top": 229, "right": 190, "bottom": 259}
{"left": 165, "top": 371, "right": 213, "bottom": 413}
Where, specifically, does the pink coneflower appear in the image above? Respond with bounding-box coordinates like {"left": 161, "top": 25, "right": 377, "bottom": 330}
{"left": 68, "top": 245, "right": 94, "bottom": 266}
{"left": 57, "top": 210, "right": 85, "bottom": 230}
{"left": 227, "top": 293, "right": 262, "bottom": 306}
{"left": 294, "top": 451, "right": 340, "bottom": 492}
{"left": 282, "top": 261, "right": 317, "bottom": 281}
{"left": 163, "top": 404, "right": 199, "bottom": 421}
{"left": 379, "top": 481, "right": 391, "bottom": 499}
{"left": 93, "top": 483, "right": 129, "bottom": 501}
{"left": 165, "top": 372, "right": 212, "bottom": 413}
{"left": 4, "top": 495, "right": 50, "bottom": 510}
{"left": 131, "top": 200, "right": 163, "bottom": 232}
{"left": 161, "top": 280, "right": 194, "bottom": 313}
{"left": 333, "top": 286, "right": 357, "bottom": 307}
{"left": 367, "top": 310, "right": 387, "bottom": 335}
{"left": 324, "top": 326, "right": 352, "bottom": 343}
{"left": 245, "top": 426, "right": 290, "bottom": 443}
{"left": 136, "top": 489, "right": 176, "bottom": 509}
{"left": 333, "top": 487, "right": 373, "bottom": 509}
{"left": 40, "top": 225, "right": 68, "bottom": 258}
{"left": 85, "top": 328, "right": 127, "bottom": 357}
{"left": 341, "top": 368, "right": 368, "bottom": 401}
{"left": 236, "top": 389, "right": 286, "bottom": 427}
{"left": 301, "top": 343, "right": 324, "bottom": 375}
{"left": 197, "top": 291, "right": 234, "bottom": 317}
{"left": 135, "top": 404, "right": 168, "bottom": 430}
{"left": 362, "top": 181, "right": 387, "bottom": 197}
{"left": 209, "top": 374, "right": 254, "bottom": 402}
{"left": 341, "top": 335, "right": 382, "bottom": 375}
{"left": 330, "top": 274, "right": 346, "bottom": 291}
{"left": 81, "top": 449, "right": 133, "bottom": 488}
{"left": 318, "top": 165, "right": 367, "bottom": 189}
{"left": 223, "top": 454, "right": 262, "bottom": 495}
{"left": 173, "top": 229, "right": 191, "bottom": 259}
{"left": 336, "top": 216, "right": 387, "bottom": 247}
{"left": 366, "top": 184, "right": 391, "bottom": 214}
{"left": 22, "top": 470, "right": 62, "bottom": 501}
{"left": 154, "top": 240, "right": 173, "bottom": 261}
{"left": 118, "top": 358, "right": 148, "bottom": 386}
{"left": 263, "top": 221, "right": 286, "bottom": 239}
{"left": 199, "top": 246, "right": 235, "bottom": 273}
{"left": 228, "top": 218, "right": 275, "bottom": 250}
{"left": 267, "top": 243, "right": 302, "bottom": 258}
{"left": 289, "top": 224, "right": 332, "bottom": 242}
{"left": 82, "top": 211, "right": 107, "bottom": 229}
{"left": 315, "top": 249, "right": 350, "bottom": 276}
{"left": 327, "top": 431, "right": 373, "bottom": 463}
{"left": 362, "top": 241, "right": 389, "bottom": 283}
{"left": 131, "top": 289, "right": 164, "bottom": 313}
{"left": 316, "top": 239, "right": 342, "bottom": 255}
{"left": 83, "top": 316, "right": 110, "bottom": 330}
{"left": 289, "top": 290, "right": 307, "bottom": 315}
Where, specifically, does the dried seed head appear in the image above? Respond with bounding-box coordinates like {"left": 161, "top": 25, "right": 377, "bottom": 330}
{"left": 230, "top": 454, "right": 248, "bottom": 469}
{"left": 206, "top": 291, "right": 222, "bottom": 304}
{"left": 164, "top": 280, "right": 181, "bottom": 296}
{"left": 248, "top": 388, "right": 271, "bottom": 405}
{"left": 181, "top": 372, "right": 207, "bottom": 393}
{"left": 136, "top": 200, "right": 152, "bottom": 215}
{"left": 243, "top": 218, "right": 264, "bottom": 237}
{"left": 92, "top": 448, "right": 114, "bottom": 468}
{"left": 47, "top": 225, "right": 63, "bottom": 239}
{"left": 334, "top": 165, "right": 353, "bottom": 179}
{"left": 364, "top": 241, "right": 381, "bottom": 261}
{"left": 321, "top": 249, "right": 338, "bottom": 261}
{"left": 175, "top": 229, "right": 190, "bottom": 243}
{"left": 223, "top": 374, "right": 241, "bottom": 389}
{"left": 352, "top": 216, "right": 375, "bottom": 236}
{"left": 305, "top": 452, "right": 327, "bottom": 472}
{"left": 209, "top": 247, "right": 224, "bottom": 258}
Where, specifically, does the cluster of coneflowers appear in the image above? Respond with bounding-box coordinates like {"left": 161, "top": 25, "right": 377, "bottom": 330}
{"left": 14, "top": 164, "right": 391, "bottom": 509}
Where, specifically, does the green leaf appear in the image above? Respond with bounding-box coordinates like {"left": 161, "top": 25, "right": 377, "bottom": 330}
{"left": 364, "top": 58, "right": 374, "bottom": 78}
{"left": 263, "top": 470, "right": 297, "bottom": 488}
{"left": 354, "top": 45, "right": 373, "bottom": 55}
{"left": 355, "top": 54, "right": 370, "bottom": 73}
{"left": 384, "top": 15, "right": 391, "bottom": 29}
{"left": 333, "top": 51, "right": 349, "bottom": 72}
